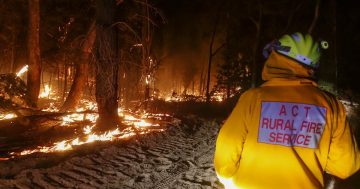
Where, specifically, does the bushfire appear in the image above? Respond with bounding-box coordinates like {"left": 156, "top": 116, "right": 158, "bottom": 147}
{"left": 1, "top": 65, "right": 225, "bottom": 161}
{"left": 0, "top": 84, "right": 172, "bottom": 160}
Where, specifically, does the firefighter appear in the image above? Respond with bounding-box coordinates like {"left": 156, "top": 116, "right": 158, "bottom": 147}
{"left": 214, "top": 32, "right": 360, "bottom": 189}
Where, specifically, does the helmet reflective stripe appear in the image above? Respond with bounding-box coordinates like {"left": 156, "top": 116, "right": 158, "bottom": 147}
{"left": 276, "top": 32, "right": 321, "bottom": 68}
{"left": 295, "top": 54, "right": 314, "bottom": 67}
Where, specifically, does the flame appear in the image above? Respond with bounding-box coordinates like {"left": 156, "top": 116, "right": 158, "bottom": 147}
{"left": 0, "top": 97, "right": 172, "bottom": 160}
{"left": 145, "top": 75, "right": 150, "bottom": 85}
{"left": 0, "top": 113, "right": 17, "bottom": 120}
{"left": 16, "top": 65, "right": 29, "bottom": 77}
{"left": 39, "top": 84, "right": 52, "bottom": 98}
{"left": 5, "top": 99, "right": 167, "bottom": 158}
{"left": 17, "top": 122, "right": 163, "bottom": 156}
{"left": 38, "top": 84, "right": 58, "bottom": 100}
{"left": 161, "top": 90, "right": 228, "bottom": 102}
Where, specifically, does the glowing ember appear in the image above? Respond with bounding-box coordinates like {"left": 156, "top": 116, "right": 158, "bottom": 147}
{"left": 16, "top": 65, "right": 29, "bottom": 77}
{"left": 213, "top": 93, "right": 224, "bottom": 102}
{"left": 0, "top": 113, "right": 17, "bottom": 120}
{"left": 41, "top": 103, "right": 59, "bottom": 112}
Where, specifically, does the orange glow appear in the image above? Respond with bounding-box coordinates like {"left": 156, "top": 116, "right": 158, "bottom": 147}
{"left": 0, "top": 113, "right": 17, "bottom": 120}
{"left": 16, "top": 65, "right": 28, "bottom": 77}
{"left": 213, "top": 94, "right": 224, "bottom": 102}
{"left": 17, "top": 124, "right": 163, "bottom": 156}
{"left": 38, "top": 84, "right": 51, "bottom": 98}
{"left": 6, "top": 99, "right": 167, "bottom": 158}
{"left": 38, "top": 84, "right": 58, "bottom": 100}
{"left": 145, "top": 75, "right": 150, "bottom": 85}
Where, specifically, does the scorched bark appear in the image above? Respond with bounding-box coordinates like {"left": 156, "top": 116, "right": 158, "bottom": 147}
{"left": 27, "top": 0, "right": 41, "bottom": 107}
{"left": 94, "top": 0, "right": 121, "bottom": 130}
{"left": 61, "top": 21, "right": 96, "bottom": 112}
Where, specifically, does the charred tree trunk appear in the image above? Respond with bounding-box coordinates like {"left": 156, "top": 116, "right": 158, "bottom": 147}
{"left": 61, "top": 21, "right": 96, "bottom": 112}
{"left": 27, "top": 0, "right": 41, "bottom": 107}
{"left": 62, "top": 61, "right": 68, "bottom": 102}
{"left": 95, "top": 0, "right": 121, "bottom": 131}
{"left": 10, "top": 34, "right": 16, "bottom": 73}
{"left": 142, "top": 0, "right": 152, "bottom": 110}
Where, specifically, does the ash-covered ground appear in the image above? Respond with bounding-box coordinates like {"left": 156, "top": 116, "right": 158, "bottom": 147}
{"left": 0, "top": 116, "right": 224, "bottom": 189}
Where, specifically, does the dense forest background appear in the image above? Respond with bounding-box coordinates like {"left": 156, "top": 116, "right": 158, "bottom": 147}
{"left": 0, "top": 0, "right": 359, "bottom": 111}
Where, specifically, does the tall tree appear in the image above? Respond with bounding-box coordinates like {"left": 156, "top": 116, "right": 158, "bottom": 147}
{"left": 142, "top": 0, "right": 152, "bottom": 109}
{"left": 95, "top": 0, "right": 121, "bottom": 131}
{"left": 205, "top": 3, "right": 226, "bottom": 103}
{"left": 27, "top": 0, "right": 41, "bottom": 107}
{"left": 60, "top": 21, "right": 96, "bottom": 112}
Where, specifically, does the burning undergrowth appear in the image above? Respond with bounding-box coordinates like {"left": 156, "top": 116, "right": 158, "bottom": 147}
{"left": 0, "top": 66, "right": 228, "bottom": 162}
{"left": 0, "top": 98, "right": 174, "bottom": 161}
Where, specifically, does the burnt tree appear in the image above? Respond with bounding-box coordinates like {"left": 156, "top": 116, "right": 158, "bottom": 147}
{"left": 27, "top": 0, "right": 41, "bottom": 107}
{"left": 61, "top": 21, "right": 96, "bottom": 112}
{"left": 94, "top": 0, "right": 121, "bottom": 130}
{"left": 142, "top": 0, "right": 152, "bottom": 110}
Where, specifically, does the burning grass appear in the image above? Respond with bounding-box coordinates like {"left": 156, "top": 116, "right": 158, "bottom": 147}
{"left": 0, "top": 98, "right": 173, "bottom": 161}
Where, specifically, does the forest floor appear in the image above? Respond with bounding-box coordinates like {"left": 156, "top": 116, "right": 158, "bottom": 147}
{"left": 0, "top": 100, "right": 359, "bottom": 189}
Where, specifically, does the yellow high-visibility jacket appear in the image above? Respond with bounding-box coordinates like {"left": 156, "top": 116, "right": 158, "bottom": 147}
{"left": 214, "top": 51, "right": 360, "bottom": 189}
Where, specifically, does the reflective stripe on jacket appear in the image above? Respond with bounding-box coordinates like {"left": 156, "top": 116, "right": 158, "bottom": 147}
{"left": 214, "top": 51, "right": 360, "bottom": 189}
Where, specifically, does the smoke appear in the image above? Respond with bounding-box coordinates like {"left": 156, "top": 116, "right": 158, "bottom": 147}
{"left": 154, "top": 0, "right": 225, "bottom": 98}
{"left": 155, "top": 36, "right": 211, "bottom": 97}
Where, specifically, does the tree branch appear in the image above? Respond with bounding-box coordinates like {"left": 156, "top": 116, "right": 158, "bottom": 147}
{"left": 282, "top": 0, "right": 305, "bottom": 34}
{"left": 112, "top": 21, "right": 142, "bottom": 43}
{"left": 211, "top": 42, "right": 226, "bottom": 57}
{"left": 133, "top": 0, "right": 167, "bottom": 24}
{"left": 308, "top": 0, "right": 321, "bottom": 34}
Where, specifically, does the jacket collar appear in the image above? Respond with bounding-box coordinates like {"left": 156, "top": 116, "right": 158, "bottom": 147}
{"left": 261, "top": 51, "right": 315, "bottom": 81}
{"left": 261, "top": 78, "right": 318, "bottom": 87}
